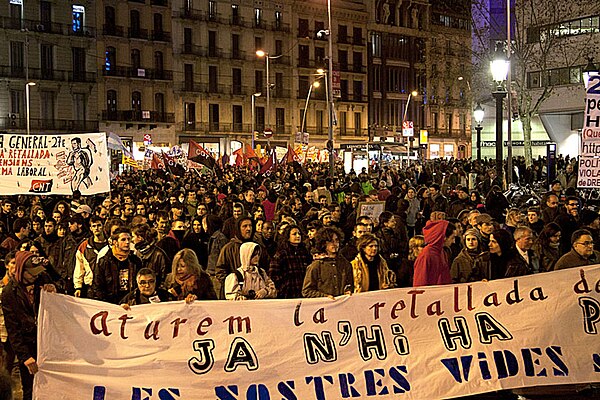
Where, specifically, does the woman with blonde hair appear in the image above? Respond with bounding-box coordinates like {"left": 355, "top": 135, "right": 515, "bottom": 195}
{"left": 396, "top": 235, "right": 425, "bottom": 287}
{"left": 351, "top": 233, "right": 396, "bottom": 293}
{"left": 502, "top": 208, "right": 523, "bottom": 236}
{"left": 165, "top": 248, "right": 216, "bottom": 302}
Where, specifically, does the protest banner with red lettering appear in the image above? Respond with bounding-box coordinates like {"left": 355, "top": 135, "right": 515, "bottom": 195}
{"left": 35, "top": 266, "right": 600, "bottom": 399}
{"left": 0, "top": 132, "right": 109, "bottom": 195}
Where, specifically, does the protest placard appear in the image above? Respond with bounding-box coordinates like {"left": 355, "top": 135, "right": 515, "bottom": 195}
{"left": 0, "top": 132, "right": 109, "bottom": 195}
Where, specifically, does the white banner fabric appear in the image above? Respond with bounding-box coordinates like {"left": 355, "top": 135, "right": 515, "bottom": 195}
{"left": 0, "top": 132, "right": 109, "bottom": 195}
{"left": 35, "top": 266, "right": 600, "bottom": 399}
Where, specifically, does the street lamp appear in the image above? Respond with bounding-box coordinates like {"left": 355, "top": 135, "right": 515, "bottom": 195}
{"left": 490, "top": 50, "right": 509, "bottom": 183}
{"left": 251, "top": 92, "right": 261, "bottom": 150}
{"left": 25, "top": 81, "right": 36, "bottom": 135}
{"left": 583, "top": 57, "right": 599, "bottom": 89}
{"left": 401, "top": 90, "right": 419, "bottom": 165}
{"left": 473, "top": 103, "right": 484, "bottom": 161}
{"left": 256, "top": 50, "right": 283, "bottom": 149}
{"left": 301, "top": 80, "right": 322, "bottom": 134}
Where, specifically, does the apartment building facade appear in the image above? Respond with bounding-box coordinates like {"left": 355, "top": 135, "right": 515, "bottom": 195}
{"left": 0, "top": 0, "right": 98, "bottom": 135}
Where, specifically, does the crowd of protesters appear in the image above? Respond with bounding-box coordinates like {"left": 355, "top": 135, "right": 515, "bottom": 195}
{"left": 0, "top": 152, "right": 594, "bottom": 399}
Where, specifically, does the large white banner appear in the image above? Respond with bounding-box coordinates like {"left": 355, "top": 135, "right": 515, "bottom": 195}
{"left": 35, "top": 266, "right": 600, "bottom": 399}
{"left": 0, "top": 132, "right": 109, "bottom": 195}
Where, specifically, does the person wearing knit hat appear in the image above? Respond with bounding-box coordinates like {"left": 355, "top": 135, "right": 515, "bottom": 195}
{"left": 1, "top": 251, "right": 56, "bottom": 400}
{"left": 318, "top": 209, "right": 332, "bottom": 226}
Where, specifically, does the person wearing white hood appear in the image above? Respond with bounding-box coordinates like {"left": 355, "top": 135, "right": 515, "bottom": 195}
{"left": 225, "top": 242, "right": 276, "bottom": 300}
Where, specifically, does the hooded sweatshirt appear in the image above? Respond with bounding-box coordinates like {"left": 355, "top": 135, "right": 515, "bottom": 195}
{"left": 224, "top": 242, "right": 276, "bottom": 300}
{"left": 413, "top": 219, "right": 452, "bottom": 286}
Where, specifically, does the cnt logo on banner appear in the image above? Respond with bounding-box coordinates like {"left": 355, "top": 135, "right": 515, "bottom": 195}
{"left": 34, "top": 266, "right": 600, "bottom": 399}
{"left": 579, "top": 74, "right": 600, "bottom": 188}
{"left": 0, "top": 132, "right": 110, "bottom": 195}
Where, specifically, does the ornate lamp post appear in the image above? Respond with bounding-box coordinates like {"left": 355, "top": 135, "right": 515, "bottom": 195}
{"left": 473, "top": 103, "right": 484, "bottom": 161}
{"left": 490, "top": 50, "right": 509, "bottom": 182}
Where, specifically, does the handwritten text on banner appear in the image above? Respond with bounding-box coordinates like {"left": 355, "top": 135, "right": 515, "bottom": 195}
{"left": 35, "top": 266, "right": 600, "bottom": 399}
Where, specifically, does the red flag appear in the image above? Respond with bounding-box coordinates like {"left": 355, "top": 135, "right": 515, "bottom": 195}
{"left": 161, "top": 152, "right": 186, "bottom": 176}
{"left": 233, "top": 147, "right": 244, "bottom": 166}
{"left": 151, "top": 153, "right": 165, "bottom": 170}
{"left": 283, "top": 144, "right": 301, "bottom": 164}
{"left": 244, "top": 144, "right": 259, "bottom": 160}
{"left": 259, "top": 150, "right": 276, "bottom": 176}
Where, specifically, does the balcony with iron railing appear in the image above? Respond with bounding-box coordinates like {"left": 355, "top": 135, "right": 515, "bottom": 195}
{"left": 102, "top": 66, "right": 173, "bottom": 80}
{"left": 180, "top": 45, "right": 224, "bottom": 59}
{"left": 339, "top": 63, "right": 366, "bottom": 73}
{"left": 0, "top": 66, "right": 96, "bottom": 82}
{"left": 102, "top": 110, "right": 175, "bottom": 123}
{"left": 151, "top": 0, "right": 168, "bottom": 6}
{"left": 128, "top": 27, "right": 149, "bottom": 40}
{"left": 151, "top": 30, "right": 171, "bottom": 42}
{"left": 0, "top": 16, "right": 96, "bottom": 37}
{"left": 0, "top": 117, "right": 99, "bottom": 132}
{"left": 103, "top": 24, "right": 125, "bottom": 37}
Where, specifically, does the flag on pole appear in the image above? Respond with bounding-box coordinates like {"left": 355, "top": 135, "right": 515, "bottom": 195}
{"left": 187, "top": 140, "right": 223, "bottom": 178}
{"left": 106, "top": 132, "right": 127, "bottom": 151}
{"left": 282, "top": 144, "right": 301, "bottom": 164}
{"left": 150, "top": 153, "right": 166, "bottom": 171}
{"left": 233, "top": 147, "right": 244, "bottom": 166}
{"left": 122, "top": 151, "right": 141, "bottom": 169}
{"left": 161, "top": 152, "right": 186, "bottom": 177}
{"left": 258, "top": 150, "right": 277, "bottom": 176}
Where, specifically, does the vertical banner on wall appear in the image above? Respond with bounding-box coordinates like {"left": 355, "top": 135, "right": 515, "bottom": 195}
{"left": 0, "top": 132, "right": 110, "bottom": 195}
{"left": 578, "top": 74, "right": 600, "bottom": 187}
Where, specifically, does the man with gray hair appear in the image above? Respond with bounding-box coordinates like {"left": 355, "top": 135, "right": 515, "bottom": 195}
{"left": 506, "top": 226, "right": 539, "bottom": 277}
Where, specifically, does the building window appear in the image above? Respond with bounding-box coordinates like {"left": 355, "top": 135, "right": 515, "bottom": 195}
{"left": 155, "top": 93, "right": 165, "bottom": 117}
{"left": 130, "top": 10, "right": 140, "bottom": 36}
{"left": 209, "top": 66, "right": 218, "bottom": 92}
{"left": 208, "top": 0, "right": 217, "bottom": 20}
{"left": 275, "top": 40, "right": 283, "bottom": 56}
{"left": 209, "top": 104, "right": 220, "bottom": 131}
{"left": 353, "top": 27, "right": 362, "bottom": 45}
{"left": 131, "top": 49, "right": 141, "bottom": 71}
{"left": 233, "top": 105, "right": 243, "bottom": 131}
{"left": 72, "top": 47, "right": 86, "bottom": 81}
{"left": 72, "top": 5, "right": 85, "bottom": 33}
{"left": 153, "top": 13, "right": 164, "bottom": 39}
{"left": 338, "top": 25, "right": 348, "bottom": 43}
{"left": 104, "top": 7, "right": 116, "bottom": 34}
{"left": 315, "top": 47, "right": 325, "bottom": 67}
{"left": 255, "top": 70, "right": 263, "bottom": 94}
{"left": 314, "top": 21, "right": 325, "bottom": 39}
{"left": 154, "top": 51, "right": 164, "bottom": 78}
{"left": 230, "top": 33, "right": 239, "bottom": 55}
{"left": 10, "top": 90, "right": 23, "bottom": 115}
{"left": 10, "top": 41, "right": 24, "bottom": 76}
{"left": 353, "top": 51, "right": 363, "bottom": 72}
{"left": 40, "top": 91, "right": 56, "bottom": 124}
{"left": 208, "top": 31, "right": 217, "bottom": 56}
{"left": 255, "top": 36, "right": 262, "bottom": 51}
{"left": 339, "top": 111, "right": 347, "bottom": 135}
{"left": 371, "top": 32, "right": 381, "bottom": 57}
{"left": 316, "top": 110, "right": 324, "bottom": 134}
{"left": 40, "top": 43, "right": 54, "bottom": 79}
{"left": 299, "top": 45, "right": 310, "bottom": 67}
{"left": 274, "top": 11, "right": 282, "bottom": 29}
{"left": 231, "top": 4, "right": 240, "bottom": 25}
{"left": 298, "top": 75, "right": 309, "bottom": 98}
{"left": 353, "top": 81, "right": 363, "bottom": 101}
{"left": 185, "top": 102, "right": 196, "bottom": 129}
{"left": 132, "top": 91, "right": 142, "bottom": 114}
{"left": 9, "top": 1, "right": 22, "bottom": 29}
{"left": 184, "top": 28, "right": 192, "bottom": 51}
{"left": 40, "top": 1, "right": 51, "bottom": 26}
{"left": 106, "top": 90, "right": 117, "bottom": 116}
{"left": 73, "top": 93, "right": 86, "bottom": 122}
{"left": 275, "top": 108, "right": 285, "bottom": 133}
{"left": 105, "top": 47, "right": 116, "bottom": 72}
{"left": 354, "top": 112, "right": 362, "bottom": 135}
{"left": 298, "top": 18, "right": 309, "bottom": 37}
{"left": 232, "top": 68, "right": 242, "bottom": 94}
{"left": 256, "top": 107, "right": 265, "bottom": 132}
{"left": 254, "top": 8, "right": 262, "bottom": 28}
{"left": 275, "top": 72, "right": 283, "bottom": 97}
{"left": 184, "top": 64, "right": 194, "bottom": 90}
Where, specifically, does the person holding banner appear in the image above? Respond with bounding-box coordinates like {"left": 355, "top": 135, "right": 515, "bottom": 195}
{"left": 120, "top": 268, "right": 174, "bottom": 308}
{"left": 554, "top": 229, "right": 600, "bottom": 271}
{"left": 224, "top": 242, "right": 276, "bottom": 300}
{"left": 302, "top": 227, "right": 353, "bottom": 299}
{"left": 351, "top": 233, "right": 396, "bottom": 293}
{"left": 166, "top": 248, "right": 217, "bottom": 303}
{"left": 1, "top": 251, "right": 56, "bottom": 400}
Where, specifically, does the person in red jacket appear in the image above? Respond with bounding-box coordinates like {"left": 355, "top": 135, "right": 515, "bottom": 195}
{"left": 413, "top": 219, "right": 457, "bottom": 287}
